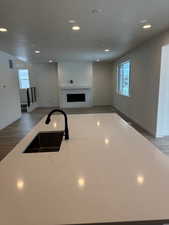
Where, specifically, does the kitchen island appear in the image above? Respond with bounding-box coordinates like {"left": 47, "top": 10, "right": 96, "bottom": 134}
{"left": 0, "top": 113, "right": 169, "bottom": 225}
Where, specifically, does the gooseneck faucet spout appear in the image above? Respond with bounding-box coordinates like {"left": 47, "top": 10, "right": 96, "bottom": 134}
{"left": 45, "top": 109, "right": 69, "bottom": 140}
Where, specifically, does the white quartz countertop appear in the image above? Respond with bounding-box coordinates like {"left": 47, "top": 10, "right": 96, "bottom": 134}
{"left": 1, "top": 113, "right": 169, "bottom": 225}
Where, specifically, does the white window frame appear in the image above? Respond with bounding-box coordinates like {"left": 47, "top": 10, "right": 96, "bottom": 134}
{"left": 18, "top": 69, "right": 30, "bottom": 89}
{"left": 117, "top": 60, "right": 131, "bottom": 97}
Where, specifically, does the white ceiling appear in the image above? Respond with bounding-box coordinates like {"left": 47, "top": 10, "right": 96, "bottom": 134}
{"left": 0, "top": 0, "right": 169, "bottom": 63}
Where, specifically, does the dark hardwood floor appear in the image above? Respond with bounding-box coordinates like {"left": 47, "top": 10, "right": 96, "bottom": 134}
{"left": 0, "top": 106, "right": 169, "bottom": 161}
{"left": 0, "top": 108, "right": 48, "bottom": 161}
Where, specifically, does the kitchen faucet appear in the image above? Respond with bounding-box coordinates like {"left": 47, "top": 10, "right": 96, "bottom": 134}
{"left": 45, "top": 109, "right": 69, "bottom": 140}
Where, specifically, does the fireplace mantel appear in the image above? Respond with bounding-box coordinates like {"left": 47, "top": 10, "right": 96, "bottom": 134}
{"left": 60, "top": 85, "right": 91, "bottom": 90}
{"left": 59, "top": 86, "right": 92, "bottom": 108}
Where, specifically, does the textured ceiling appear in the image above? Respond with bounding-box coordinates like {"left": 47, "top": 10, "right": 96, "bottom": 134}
{"left": 0, "top": 0, "right": 169, "bottom": 63}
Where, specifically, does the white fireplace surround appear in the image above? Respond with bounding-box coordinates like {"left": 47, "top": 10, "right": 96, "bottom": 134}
{"left": 59, "top": 86, "right": 92, "bottom": 108}
{"left": 58, "top": 62, "right": 93, "bottom": 108}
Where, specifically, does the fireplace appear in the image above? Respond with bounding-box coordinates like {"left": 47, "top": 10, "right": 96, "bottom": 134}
{"left": 59, "top": 86, "right": 92, "bottom": 108}
{"left": 67, "top": 93, "right": 86, "bottom": 102}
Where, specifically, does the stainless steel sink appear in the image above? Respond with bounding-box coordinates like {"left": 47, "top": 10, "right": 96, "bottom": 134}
{"left": 23, "top": 131, "right": 64, "bottom": 153}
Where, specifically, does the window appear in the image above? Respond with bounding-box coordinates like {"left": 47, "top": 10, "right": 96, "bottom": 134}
{"left": 117, "top": 60, "right": 131, "bottom": 97}
{"left": 18, "top": 69, "right": 30, "bottom": 89}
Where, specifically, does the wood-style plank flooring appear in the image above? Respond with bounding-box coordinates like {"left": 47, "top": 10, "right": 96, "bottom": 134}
{"left": 0, "top": 106, "right": 169, "bottom": 161}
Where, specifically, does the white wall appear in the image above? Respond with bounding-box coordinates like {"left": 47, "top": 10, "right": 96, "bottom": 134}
{"left": 112, "top": 30, "right": 169, "bottom": 137}
{"left": 58, "top": 62, "right": 93, "bottom": 87}
{"left": 93, "top": 62, "right": 113, "bottom": 106}
{"left": 58, "top": 62, "right": 93, "bottom": 108}
{"left": 0, "top": 51, "right": 21, "bottom": 129}
{"left": 29, "top": 63, "right": 59, "bottom": 107}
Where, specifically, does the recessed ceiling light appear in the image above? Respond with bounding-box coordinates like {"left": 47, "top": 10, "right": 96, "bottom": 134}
{"left": 69, "top": 20, "right": 76, "bottom": 24}
{"left": 72, "top": 26, "right": 80, "bottom": 31}
{"left": 105, "top": 49, "right": 110, "bottom": 52}
{"left": 35, "top": 50, "right": 40, "bottom": 54}
{"left": 142, "top": 24, "right": 152, "bottom": 29}
{"left": 0, "top": 27, "right": 8, "bottom": 32}
{"left": 49, "top": 60, "right": 53, "bottom": 63}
